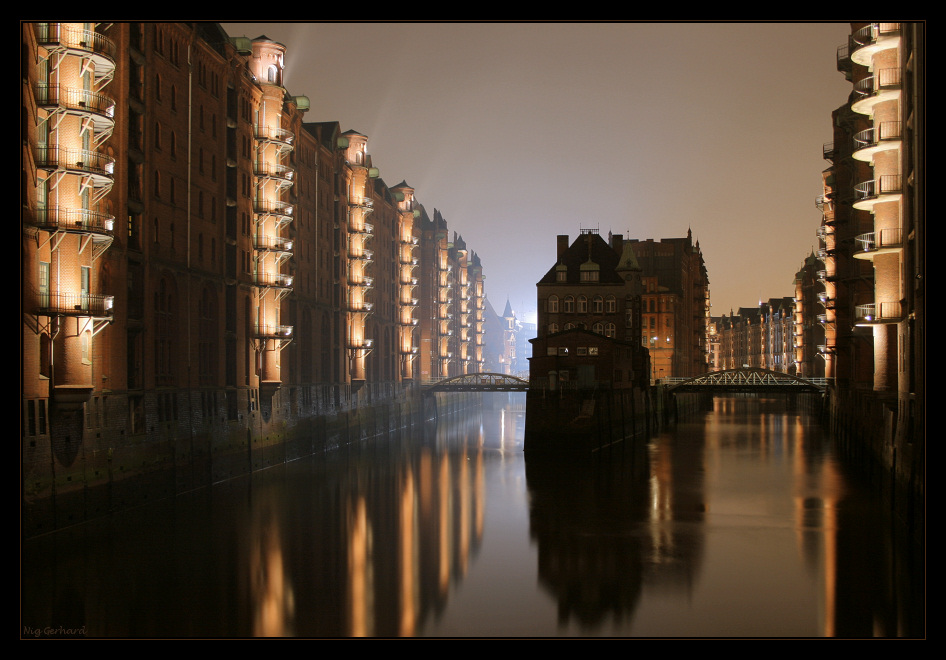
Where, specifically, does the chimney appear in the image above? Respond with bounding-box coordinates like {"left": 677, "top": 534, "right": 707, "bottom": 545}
{"left": 557, "top": 235, "right": 568, "bottom": 260}
{"left": 611, "top": 233, "right": 623, "bottom": 254}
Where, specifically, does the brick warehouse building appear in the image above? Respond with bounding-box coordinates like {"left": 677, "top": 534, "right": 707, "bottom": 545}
{"left": 818, "top": 22, "right": 924, "bottom": 528}
{"left": 21, "top": 23, "right": 486, "bottom": 535}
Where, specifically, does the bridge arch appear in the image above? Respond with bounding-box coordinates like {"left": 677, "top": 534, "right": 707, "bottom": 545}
{"left": 423, "top": 372, "right": 530, "bottom": 394}
{"left": 663, "top": 368, "right": 828, "bottom": 393}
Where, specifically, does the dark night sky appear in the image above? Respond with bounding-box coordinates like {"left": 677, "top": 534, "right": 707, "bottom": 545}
{"left": 222, "top": 22, "right": 852, "bottom": 324}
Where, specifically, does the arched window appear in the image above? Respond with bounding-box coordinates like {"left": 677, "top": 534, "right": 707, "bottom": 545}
{"left": 548, "top": 295, "right": 559, "bottom": 313}
{"left": 593, "top": 295, "right": 603, "bottom": 314}
{"left": 605, "top": 323, "right": 616, "bottom": 338}
{"left": 155, "top": 276, "right": 177, "bottom": 385}
{"left": 267, "top": 65, "right": 278, "bottom": 84}
{"left": 577, "top": 295, "right": 588, "bottom": 313}
{"left": 563, "top": 295, "right": 575, "bottom": 313}
{"left": 593, "top": 322, "right": 604, "bottom": 335}
{"left": 606, "top": 295, "right": 617, "bottom": 313}
{"left": 548, "top": 322, "right": 558, "bottom": 335}
{"left": 564, "top": 322, "right": 575, "bottom": 331}
{"left": 198, "top": 285, "right": 217, "bottom": 385}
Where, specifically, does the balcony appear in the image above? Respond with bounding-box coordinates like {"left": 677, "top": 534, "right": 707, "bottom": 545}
{"left": 348, "top": 249, "right": 374, "bottom": 261}
{"left": 253, "top": 199, "right": 294, "bottom": 221}
{"left": 850, "top": 23, "right": 901, "bottom": 67}
{"left": 350, "top": 276, "right": 374, "bottom": 289}
{"left": 36, "top": 145, "right": 115, "bottom": 183}
{"left": 35, "top": 84, "right": 115, "bottom": 135}
{"left": 253, "top": 161, "right": 294, "bottom": 185}
{"left": 853, "top": 174, "right": 902, "bottom": 210}
{"left": 253, "top": 272, "right": 293, "bottom": 289}
{"left": 854, "top": 301, "right": 902, "bottom": 325}
{"left": 34, "top": 206, "right": 114, "bottom": 237}
{"left": 34, "top": 23, "right": 116, "bottom": 84}
{"left": 253, "top": 234, "right": 293, "bottom": 255}
{"left": 852, "top": 121, "right": 902, "bottom": 162}
{"left": 853, "top": 227, "right": 903, "bottom": 259}
{"left": 37, "top": 290, "right": 114, "bottom": 317}
{"left": 851, "top": 67, "right": 901, "bottom": 115}
{"left": 349, "top": 221, "right": 374, "bottom": 235}
{"left": 253, "top": 324, "right": 293, "bottom": 339}
{"left": 253, "top": 125, "right": 294, "bottom": 148}
{"left": 349, "top": 338, "right": 374, "bottom": 351}
{"left": 349, "top": 302, "right": 374, "bottom": 313}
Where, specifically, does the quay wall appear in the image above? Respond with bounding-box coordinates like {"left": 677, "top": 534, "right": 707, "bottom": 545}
{"left": 826, "top": 386, "right": 924, "bottom": 539}
{"left": 22, "top": 383, "right": 481, "bottom": 539}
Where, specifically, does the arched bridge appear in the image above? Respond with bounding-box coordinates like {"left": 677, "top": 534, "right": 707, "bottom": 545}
{"left": 423, "top": 372, "right": 530, "bottom": 394}
{"left": 661, "top": 368, "right": 829, "bottom": 393}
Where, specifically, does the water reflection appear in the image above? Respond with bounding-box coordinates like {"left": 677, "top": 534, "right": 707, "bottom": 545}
{"left": 20, "top": 395, "right": 923, "bottom": 638}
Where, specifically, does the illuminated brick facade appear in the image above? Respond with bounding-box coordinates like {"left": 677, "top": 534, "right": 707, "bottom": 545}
{"left": 21, "top": 23, "right": 487, "bottom": 533}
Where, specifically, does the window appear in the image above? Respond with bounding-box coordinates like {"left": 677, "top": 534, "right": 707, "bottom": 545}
{"left": 548, "top": 295, "right": 559, "bottom": 313}
{"left": 593, "top": 295, "right": 603, "bottom": 314}
{"left": 588, "top": 347, "right": 599, "bottom": 356}
{"left": 563, "top": 295, "right": 575, "bottom": 313}
{"left": 577, "top": 295, "right": 588, "bottom": 314}
{"left": 605, "top": 323, "right": 616, "bottom": 338}
{"left": 606, "top": 295, "right": 617, "bottom": 313}
{"left": 592, "top": 322, "right": 604, "bottom": 335}
{"left": 548, "top": 322, "right": 558, "bottom": 334}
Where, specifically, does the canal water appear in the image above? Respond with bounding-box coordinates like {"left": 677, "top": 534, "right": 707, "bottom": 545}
{"left": 21, "top": 394, "right": 924, "bottom": 638}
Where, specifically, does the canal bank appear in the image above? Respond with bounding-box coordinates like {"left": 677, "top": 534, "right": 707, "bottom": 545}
{"left": 21, "top": 382, "right": 481, "bottom": 539}
{"left": 825, "top": 386, "right": 924, "bottom": 540}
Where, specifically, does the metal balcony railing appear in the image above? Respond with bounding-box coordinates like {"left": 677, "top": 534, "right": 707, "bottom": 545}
{"left": 34, "top": 206, "right": 114, "bottom": 235}
{"left": 853, "top": 67, "right": 902, "bottom": 98}
{"left": 851, "top": 23, "right": 901, "bottom": 49}
{"left": 855, "top": 301, "right": 902, "bottom": 324}
{"left": 254, "top": 324, "right": 293, "bottom": 338}
{"left": 853, "top": 121, "right": 902, "bottom": 150}
{"left": 253, "top": 161, "right": 294, "bottom": 181}
{"left": 253, "top": 272, "right": 293, "bottom": 288}
{"left": 36, "top": 145, "right": 115, "bottom": 178}
{"left": 253, "top": 200, "right": 294, "bottom": 222}
{"left": 253, "top": 125, "right": 294, "bottom": 145}
{"left": 34, "top": 22, "right": 116, "bottom": 61}
{"left": 854, "top": 227, "right": 903, "bottom": 253}
{"left": 35, "top": 83, "right": 115, "bottom": 119}
{"left": 37, "top": 290, "right": 114, "bottom": 316}
{"left": 854, "top": 174, "right": 902, "bottom": 202}
{"left": 253, "top": 234, "right": 293, "bottom": 252}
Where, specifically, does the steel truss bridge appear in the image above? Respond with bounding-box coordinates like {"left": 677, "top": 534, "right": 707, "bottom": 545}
{"left": 423, "top": 372, "right": 530, "bottom": 394}
{"left": 661, "top": 368, "right": 829, "bottom": 394}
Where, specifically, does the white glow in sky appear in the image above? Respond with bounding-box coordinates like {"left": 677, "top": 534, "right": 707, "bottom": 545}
{"left": 223, "top": 22, "right": 853, "bottom": 320}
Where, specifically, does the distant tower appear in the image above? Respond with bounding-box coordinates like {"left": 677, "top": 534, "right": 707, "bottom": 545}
{"left": 501, "top": 299, "right": 517, "bottom": 375}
